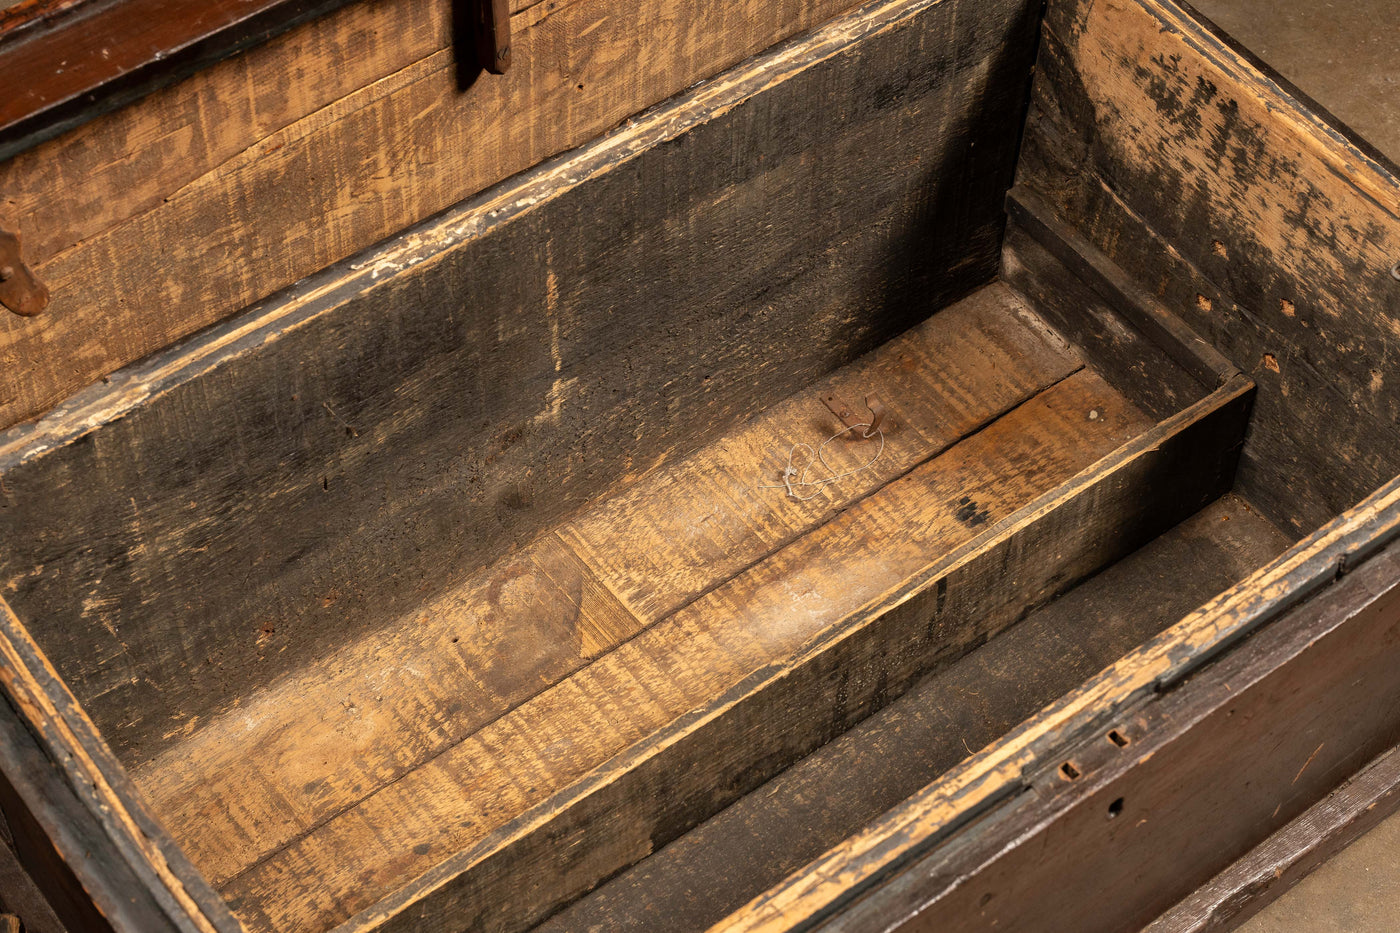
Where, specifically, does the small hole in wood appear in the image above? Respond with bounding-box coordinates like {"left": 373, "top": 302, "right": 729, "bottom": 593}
{"left": 1107, "top": 797, "right": 1125, "bottom": 819}
{"left": 578, "top": 83, "right": 585, "bottom": 91}
{"left": 1108, "top": 729, "right": 1129, "bottom": 747}
{"left": 1060, "top": 761, "right": 1080, "bottom": 780}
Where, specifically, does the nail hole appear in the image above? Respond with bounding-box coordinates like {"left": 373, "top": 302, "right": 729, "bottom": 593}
{"left": 1391, "top": 260, "right": 1400, "bottom": 282}
{"left": 1108, "top": 729, "right": 1129, "bottom": 747}
{"left": 1107, "top": 797, "right": 1125, "bottom": 819}
{"left": 1060, "top": 761, "right": 1080, "bottom": 780}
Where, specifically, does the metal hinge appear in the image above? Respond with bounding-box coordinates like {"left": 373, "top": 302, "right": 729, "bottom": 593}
{"left": 0, "top": 227, "right": 48, "bottom": 317}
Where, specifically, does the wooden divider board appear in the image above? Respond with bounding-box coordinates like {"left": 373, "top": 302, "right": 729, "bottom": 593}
{"left": 130, "top": 284, "right": 1081, "bottom": 907}
{"left": 216, "top": 366, "right": 1149, "bottom": 933}
{"left": 0, "top": 0, "right": 886, "bottom": 428}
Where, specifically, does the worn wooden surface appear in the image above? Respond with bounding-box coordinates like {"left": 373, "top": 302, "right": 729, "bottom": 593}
{"left": 214, "top": 361, "right": 1158, "bottom": 933}
{"left": 0, "top": 0, "right": 941, "bottom": 428}
{"left": 229, "top": 368, "right": 1248, "bottom": 933}
{"left": 132, "top": 285, "right": 1081, "bottom": 893}
{"left": 535, "top": 494, "right": 1291, "bottom": 933}
{"left": 0, "top": 0, "right": 355, "bottom": 160}
{"left": 1015, "top": 0, "right": 1400, "bottom": 536}
{"left": 1146, "top": 743, "right": 1400, "bottom": 933}
{"left": 0, "top": 0, "right": 1040, "bottom": 764}
{"left": 0, "top": 797, "right": 70, "bottom": 933}
{"left": 802, "top": 544, "right": 1400, "bottom": 933}
{"left": 0, "top": 597, "right": 236, "bottom": 933}
{"left": 715, "top": 452, "right": 1400, "bottom": 933}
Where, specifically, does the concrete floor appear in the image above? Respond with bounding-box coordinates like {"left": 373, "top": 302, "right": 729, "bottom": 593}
{"left": 1158, "top": 2, "right": 1400, "bottom": 930}
{"left": 1190, "top": 0, "right": 1400, "bottom": 162}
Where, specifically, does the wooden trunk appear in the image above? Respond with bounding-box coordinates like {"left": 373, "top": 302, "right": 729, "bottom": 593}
{"left": 0, "top": 0, "right": 1398, "bottom": 930}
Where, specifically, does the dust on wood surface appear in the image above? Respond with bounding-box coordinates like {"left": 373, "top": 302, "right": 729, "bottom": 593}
{"left": 126, "top": 285, "right": 1112, "bottom": 930}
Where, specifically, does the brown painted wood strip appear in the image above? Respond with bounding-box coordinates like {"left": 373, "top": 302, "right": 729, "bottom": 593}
{"left": 215, "top": 370, "right": 1150, "bottom": 933}
{"left": 1145, "top": 743, "right": 1400, "bottom": 933}
{"left": 131, "top": 283, "right": 1079, "bottom": 903}
{"left": 0, "top": 0, "right": 875, "bottom": 429}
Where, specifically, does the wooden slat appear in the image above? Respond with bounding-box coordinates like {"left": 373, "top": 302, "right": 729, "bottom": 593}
{"left": 131, "top": 284, "right": 1081, "bottom": 893}
{"left": 0, "top": 0, "right": 1040, "bottom": 768}
{"left": 536, "top": 494, "right": 1291, "bottom": 933}
{"left": 0, "top": 597, "right": 236, "bottom": 933}
{"left": 0, "top": 0, "right": 899, "bottom": 429}
{"left": 714, "top": 416, "right": 1400, "bottom": 933}
{"left": 1145, "top": 743, "right": 1400, "bottom": 933}
{"left": 1014, "top": 0, "right": 1400, "bottom": 536}
{"left": 214, "top": 367, "right": 1250, "bottom": 933}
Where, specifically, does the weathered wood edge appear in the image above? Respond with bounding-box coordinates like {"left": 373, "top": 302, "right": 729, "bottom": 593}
{"left": 325, "top": 375, "right": 1252, "bottom": 933}
{"left": 1005, "top": 186, "right": 1238, "bottom": 389}
{"left": 710, "top": 456, "right": 1400, "bottom": 933}
{"left": 0, "top": 597, "right": 238, "bottom": 933}
{"left": 0, "top": 0, "right": 357, "bottom": 161}
{"left": 1145, "top": 743, "right": 1400, "bottom": 933}
{"left": 0, "top": 0, "right": 949, "bottom": 473}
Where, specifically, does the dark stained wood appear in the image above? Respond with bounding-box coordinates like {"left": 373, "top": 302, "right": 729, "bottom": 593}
{"left": 0, "top": 0, "right": 1043, "bottom": 767}
{"left": 0, "top": 597, "right": 238, "bottom": 933}
{"left": 132, "top": 285, "right": 1084, "bottom": 893}
{"left": 0, "top": 0, "right": 356, "bottom": 160}
{"left": 715, "top": 470, "right": 1400, "bottom": 933}
{"left": 1014, "top": 0, "right": 1400, "bottom": 537}
{"left": 0, "top": 0, "right": 878, "bottom": 430}
{"left": 535, "top": 495, "right": 1291, "bottom": 933}
{"left": 795, "top": 544, "right": 1400, "bottom": 933}
{"left": 1145, "top": 742, "right": 1400, "bottom": 933}
{"left": 0, "top": 800, "right": 69, "bottom": 933}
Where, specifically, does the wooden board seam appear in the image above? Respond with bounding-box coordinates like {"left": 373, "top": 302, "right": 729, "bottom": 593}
{"left": 0, "top": 0, "right": 953, "bottom": 470}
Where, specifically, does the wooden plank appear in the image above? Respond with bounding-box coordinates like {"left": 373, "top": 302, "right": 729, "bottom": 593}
{"left": 1014, "top": 0, "right": 1400, "bottom": 535}
{"left": 1004, "top": 187, "right": 1237, "bottom": 389}
{"left": 0, "top": 0, "right": 357, "bottom": 160}
{"left": 0, "top": 0, "right": 1040, "bottom": 767}
{"left": 131, "top": 284, "right": 1081, "bottom": 894}
{"left": 0, "top": 597, "right": 236, "bottom": 933}
{"left": 713, "top": 444, "right": 1400, "bottom": 933}
{"left": 217, "top": 370, "right": 1247, "bottom": 933}
{"left": 790, "top": 546, "right": 1400, "bottom": 933}
{"left": 1145, "top": 743, "right": 1400, "bottom": 933}
{"left": 1002, "top": 220, "right": 1208, "bottom": 422}
{"left": 0, "top": 792, "right": 70, "bottom": 933}
{"left": 559, "top": 286, "right": 1080, "bottom": 625}
{"left": 0, "top": 0, "right": 917, "bottom": 429}
{"left": 536, "top": 494, "right": 1291, "bottom": 933}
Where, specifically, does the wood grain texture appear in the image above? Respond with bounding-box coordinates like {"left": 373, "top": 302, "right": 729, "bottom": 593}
{"left": 130, "top": 284, "right": 1080, "bottom": 894}
{"left": 0, "top": 0, "right": 1040, "bottom": 764}
{"left": 535, "top": 495, "right": 1291, "bottom": 933}
{"left": 212, "top": 370, "right": 1152, "bottom": 933}
{"left": 714, "top": 422, "right": 1400, "bottom": 933}
{"left": 1145, "top": 743, "right": 1400, "bottom": 933}
{"left": 1015, "top": 0, "right": 1400, "bottom": 536}
{"left": 0, "top": 0, "right": 357, "bottom": 160}
{"left": 0, "top": 597, "right": 236, "bottom": 933}
{"left": 799, "top": 545, "right": 1400, "bottom": 933}
{"left": 227, "top": 366, "right": 1252, "bottom": 933}
{"left": 0, "top": 0, "right": 897, "bottom": 429}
